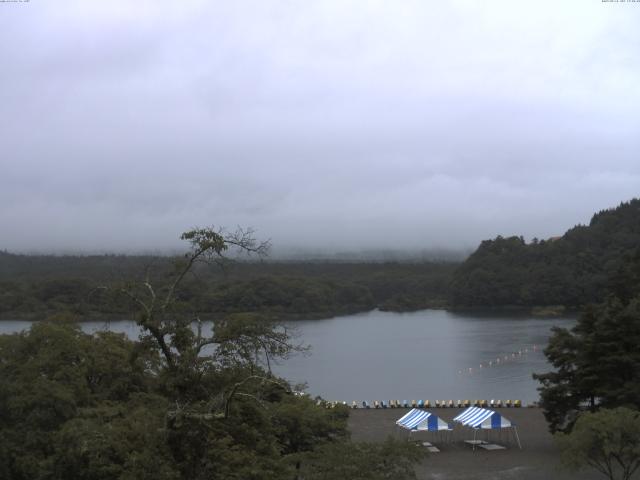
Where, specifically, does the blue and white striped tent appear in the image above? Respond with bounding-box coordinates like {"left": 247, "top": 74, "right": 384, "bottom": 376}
{"left": 453, "top": 407, "right": 521, "bottom": 449}
{"left": 396, "top": 408, "right": 451, "bottom": 432}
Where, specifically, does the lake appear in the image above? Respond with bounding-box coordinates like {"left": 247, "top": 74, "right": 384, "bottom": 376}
{"left": 0, "top": 309, "right": 574, "bottom": 403}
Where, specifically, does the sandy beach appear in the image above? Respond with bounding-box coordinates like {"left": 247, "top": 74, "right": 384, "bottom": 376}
{"left": 348, "top": 407, "right": 611, "bottom": 480}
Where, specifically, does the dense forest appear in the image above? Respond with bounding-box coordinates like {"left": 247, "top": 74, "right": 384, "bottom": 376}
{"left": 0, "top": 228, "right": 423, "bottom": 479}
{"left": 450, "top": 199, "right": 640, "bottom": 308}
{"left": 0, "top": 252, "right": 455, "bottom": 320}
{"left": 2, "top": 198, "right": 640, "bottom": 320}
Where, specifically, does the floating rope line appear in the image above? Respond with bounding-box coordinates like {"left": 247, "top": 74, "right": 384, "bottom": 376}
{"left": 458, "top": 344, "right": 539, "bottom": 376}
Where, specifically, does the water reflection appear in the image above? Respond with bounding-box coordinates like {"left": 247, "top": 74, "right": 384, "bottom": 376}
{"left": 0, "top": 309, "right": 574, "bottom": 403}
{"left": 272, "top": 309, "right": 574, "bottom": 403}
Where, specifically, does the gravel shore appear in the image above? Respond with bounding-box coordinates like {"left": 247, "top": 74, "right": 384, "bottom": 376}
{"left": 348, "top": 407, "right": 610, "bottom": 480}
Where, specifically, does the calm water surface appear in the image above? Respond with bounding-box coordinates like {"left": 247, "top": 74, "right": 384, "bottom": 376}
{"left": 0, "top": 309, "right": 574, "bottom": 403}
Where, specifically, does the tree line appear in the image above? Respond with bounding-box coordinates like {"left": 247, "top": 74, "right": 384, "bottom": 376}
{"left": 4, "top": 199, "right": 640, "bottom": 319}
{"left": 451, "top": 199, "right": 640, "bottom": 308}
{"left": 0, "top": 253, "right": 455, "bottom": 320}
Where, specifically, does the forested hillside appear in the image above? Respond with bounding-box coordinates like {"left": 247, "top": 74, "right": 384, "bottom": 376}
{"left": 450, "top": 199, "right": 640, "bottom": 308}
{"left": 0, "top": 253, "right": 455, "bottom": 319}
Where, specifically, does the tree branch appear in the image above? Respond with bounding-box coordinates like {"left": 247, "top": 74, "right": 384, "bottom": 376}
{"left": 224, "top": 374, "right": 289, "bottom": 418}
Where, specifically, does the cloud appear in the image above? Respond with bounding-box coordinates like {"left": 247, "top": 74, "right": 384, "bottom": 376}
{"left": 0, "top": 0, "right": 639, "bottom": 253}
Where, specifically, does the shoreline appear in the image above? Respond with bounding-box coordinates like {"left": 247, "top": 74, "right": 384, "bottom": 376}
{"left": 348, "top": 407, "right": 603, "bottom": 480}
{"left": 0, "top": 304, "right": 577, "bottom": 322}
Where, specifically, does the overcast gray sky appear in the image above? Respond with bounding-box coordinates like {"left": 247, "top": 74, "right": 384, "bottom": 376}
{"left": 1, "top": 0, "right": 639, "bottom": 254}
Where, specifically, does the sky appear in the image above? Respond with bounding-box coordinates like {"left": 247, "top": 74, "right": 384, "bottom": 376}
{"left": 1, "top": 0, "right": 639, "bottom": 254}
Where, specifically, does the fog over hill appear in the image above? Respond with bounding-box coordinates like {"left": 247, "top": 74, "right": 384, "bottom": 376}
{"left": 0, "top": 246, "right": 469, "bottom": 264}
{"left": 266, "top": 246, "right": 470, "bottom": 263}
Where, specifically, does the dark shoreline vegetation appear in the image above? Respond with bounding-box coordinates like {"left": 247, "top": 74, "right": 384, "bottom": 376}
{"left": 2, "top": 199, "right": 639, "bottom": 322}
{"left": 0, "top": 257, "right": 457, "bottom": 321}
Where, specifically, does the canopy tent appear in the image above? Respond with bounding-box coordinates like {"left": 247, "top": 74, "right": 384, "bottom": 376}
{"left": 453, "top": 407, "right": 521, "bottom": 449}
{"left": 396, "top": 409, "right": 452, "bottom": 442}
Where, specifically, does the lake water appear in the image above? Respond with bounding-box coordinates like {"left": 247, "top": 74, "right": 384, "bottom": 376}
{"left": 0, "top": 309, "right": 574, "bottom": 403}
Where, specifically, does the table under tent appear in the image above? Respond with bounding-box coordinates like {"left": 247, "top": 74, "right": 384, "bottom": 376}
{"left": 452, "top": 406, "right": 522, "bottom": 450}
{"left": 395, "top": 409, "right": 453, "bottom": 445}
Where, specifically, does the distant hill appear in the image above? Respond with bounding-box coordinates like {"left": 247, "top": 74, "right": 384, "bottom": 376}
{"left": 450, "top": 198, "right": 640, "bottom": 308}
{"left": 0, "top": 251, "right": 456, "bottom": 320}
{"left": 4, "top": 199, "right": 638, "bottom": 317}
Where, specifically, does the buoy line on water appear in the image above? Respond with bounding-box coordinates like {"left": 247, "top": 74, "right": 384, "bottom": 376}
{"left": 457, "top": 344, "right": 539, "bottom": 376}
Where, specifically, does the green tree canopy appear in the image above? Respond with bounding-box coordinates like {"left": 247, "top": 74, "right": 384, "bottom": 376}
{"left": 534, "top": 294, "right": 640, "bottom": 432}
{"left": 0, "top": 227, "right": 424, "bottom": 479}
{"left": 556, "top": 407, "right": 640, "bottom": 480}
{"left": 451, "top": 198, "right": 640, "bottom": 308}
{"left": 296, "top": 438, "right": 424, "bottom": 480}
